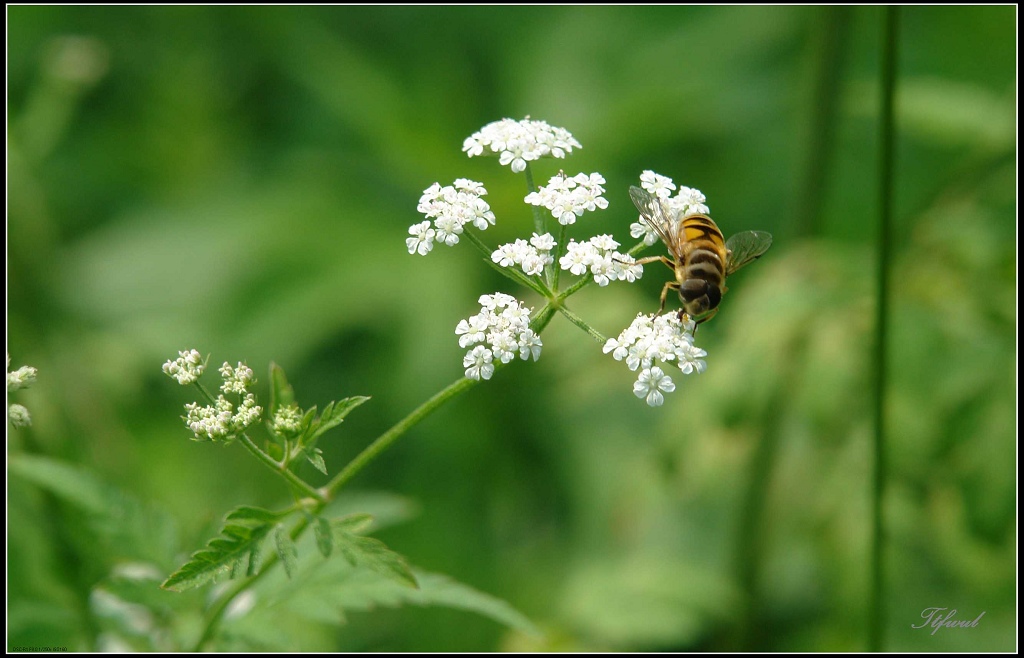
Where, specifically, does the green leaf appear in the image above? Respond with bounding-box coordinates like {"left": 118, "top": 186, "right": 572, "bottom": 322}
{"left": 304, "top": 448, "right": 327, "bottom": 475}
{"left": 268, "top": 362, "right": 295, "bottom": 416}
{"left": 332, "top": 513, "right": 374, "bottom": 534}
{"left": 299, "top": 406, "right": 317, "bottom": 433}
{"left": 274, "top": 526, "right": 298, "bottom": 579}
{"left": 223, "top": 562, "right": 537, "bottom": 646}
{"left": 313, "top": 517, "right": 333, "bottom": 558}
{"left": 407, "top": 571, "right": 538, "bottom": 636}
{"left": 334, "top": 529, "right": 417, "bottom": 589}
{"left": 302, "top": 396, "right": 371, "bottom": 446}
{"left": 161, "top": 508, "right": 274, "bottom": 592}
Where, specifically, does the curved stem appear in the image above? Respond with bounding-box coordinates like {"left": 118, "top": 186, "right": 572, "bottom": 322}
{"left": 238, "top": 433, "right": 324, "bottom": 502}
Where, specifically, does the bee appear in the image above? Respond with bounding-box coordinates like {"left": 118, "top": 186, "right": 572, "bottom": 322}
{"left": 629, "top": 185, "right": 772, "bottom": 326}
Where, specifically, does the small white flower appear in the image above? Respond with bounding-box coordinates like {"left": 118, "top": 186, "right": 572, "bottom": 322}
{"left": 529, "top": 232, "right": 556, "bottom": 252}
{"left": 162, "top": 349, "right": 205, "bottom": 386}
{"left": 589, "top": 234, "right": 619, "bottom": 252}
{"left": 559, "top": 240, "right": 598, "bottom": 276}
{"left": 640, "top": 170, "right": 676, "bottom": 199}
{"left": 630, "top": 220, "right": 661, "bottom": 246}
{"left": 455, "top": 314, "right": 490, "bottom": 348}
{"left": 491, "top": 242, "right": 521, "bottom": 268}
{"left": 406, "top": 220, "right": 435, "bottom": 255}
{"left": 463, "top": 345, "right": 495, "bottom": 381}
{"left": 433, "top": 215, "right": 463, "bottom": 246}
{"left": 454, "top": 178, "right": 487, "bottom": 195}
{"left": 520, "top": 252, "right": 547, "bottom": 277}
{"left": 518, "top": 329, "right": 543, "bottom": 362}
{"left": 633, "top": 367, "right": 676, "bottom": 407}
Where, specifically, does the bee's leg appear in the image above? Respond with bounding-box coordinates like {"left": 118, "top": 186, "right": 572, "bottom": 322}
{"left": 659, "top": 281, "right": 680, "bottom": 314}
{"left": 632, "top": 255, "right": 676, "bottom": 271}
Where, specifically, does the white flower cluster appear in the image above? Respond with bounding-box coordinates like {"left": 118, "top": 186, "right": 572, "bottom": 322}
{"left": 455, "top": 293, "right": 542, "bottom": 381}
{"left": 7, "top": 354, "right": 38, "bottom": 429}
{"left": 410, "top": 179, "right": 496, "bottom": 255}
{"left": 272, "top": 404, "right": 302, "bottom": 438}
{"left": 162, "top": 349, "right": 205, "bottom": 386}
{"left": 219, "top": 362, "right": 256, "bottom": 394}
{"left": 603, "top": 313, "right": 707, "bottom": 407}
{"left": 491, "top": 233, "right": 556, "bottom": 277}
{"left": 184, "top": 394, "right": 262, "bottom": 442}
{"left": 629, "top": 170, "right": 711, "bottom": 246}
{"left": 524, "top": 172, "right": 608, "bottom": 225}
{"left": 165, "top": 350, "right": 264, "bottom": 442}
{"left": 559, "top": 235, "right": 644, "bottom": 287}
{"left": 462, "top": 117, "right": 581, "bottom": 173}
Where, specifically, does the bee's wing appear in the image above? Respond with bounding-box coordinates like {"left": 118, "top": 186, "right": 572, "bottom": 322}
{"left": 629, "top": 186, "right": 682, "bottom": 256}
{"left": 724, "top": 231, "right": 773, "bottom": 275}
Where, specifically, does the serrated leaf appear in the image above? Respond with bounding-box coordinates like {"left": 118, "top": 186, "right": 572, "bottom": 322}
{"left": 224, "top": 562, "right": 537, "bottom": 646}
{"left": 334, "top": 530, "right": 417, "bottom": 589}
{"left": 274, "top": 527, "right": 298, "bottom": 579}
{"left": 299, "top": 406, "right": 317, "bottom": 433}
{"left": 161, "top": 510, "right": 274, "bottom": 592}
{"left": 313, "top": 517, "right": 333, "bottom": 558}
{"left": 304, "top": 448, "right": 327, "bottom": 475}
{"left": 268, "top": 362, "right": 295, "bottom": 416}
{"left": 307, "top": 396, "right": 371, "bottom": 444}
{"left": 332, "top": 513, "right": 374, "bottom": 534}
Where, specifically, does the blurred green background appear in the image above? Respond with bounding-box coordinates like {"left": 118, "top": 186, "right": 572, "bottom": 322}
{"left": 7, "top": 5, "right": 1016, "bottom": 652}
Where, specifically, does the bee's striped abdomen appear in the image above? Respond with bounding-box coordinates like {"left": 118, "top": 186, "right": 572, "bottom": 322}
{"left": 675, "top": 215, "right": 728, "bottom": 321}
{"left": 679, "top": 215, "right": 727, "bottom": 287}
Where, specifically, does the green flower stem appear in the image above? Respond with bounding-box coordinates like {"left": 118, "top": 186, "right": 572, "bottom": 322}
{"left": 324, "top": 375, "right": 480, "bottom": 496}
{"left": 523, "top": 163, "right": 546, "bottom": 237}
{"left": 550, "top": 222, "right": 569, "bottom": 291}
{"left": 194, "top": 381, "right": 218, "bottom": 405}
{"left": 556, "top": 304, "right": 608, "bottom": 345}
{"left": 324, "top": 301, "right": 557, "bottom": 498}
{"left": 238, "top": 434, "right": 325, "bottom": 503}
{"left": 463, "top": 228, "right": 551, "bottom": 298}
{"left": 869, "top": 5, "right": 898, "bottom": 652}
{"left": 556, "top": 273, "right": 594, "bottom": 302}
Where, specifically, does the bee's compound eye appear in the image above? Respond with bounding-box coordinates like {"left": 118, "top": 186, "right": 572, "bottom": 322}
{"left": 705, "top": 284, "right": 722, "bottom": 309}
